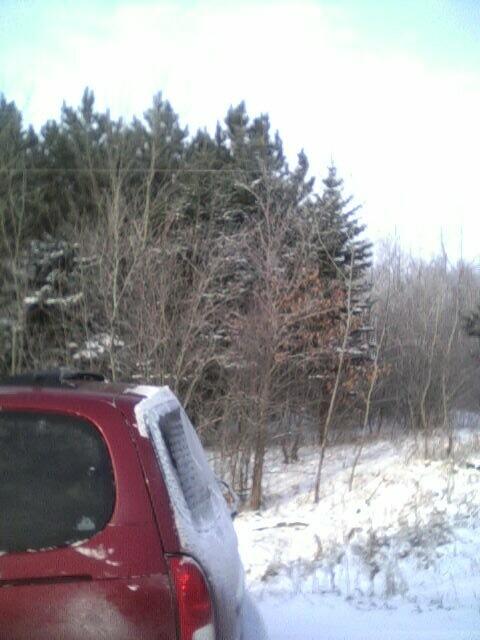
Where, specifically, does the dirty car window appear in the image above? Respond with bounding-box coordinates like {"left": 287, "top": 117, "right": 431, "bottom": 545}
{"left": 0, "top": 411, "right": 115, "bottom": 553}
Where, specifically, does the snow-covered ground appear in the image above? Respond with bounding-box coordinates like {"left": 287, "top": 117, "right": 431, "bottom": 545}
{"left": 258, "top": 593, "right": 479, "bottom": 640}
{"left": 233, "top": 428, "right": 480, "bottom": 639}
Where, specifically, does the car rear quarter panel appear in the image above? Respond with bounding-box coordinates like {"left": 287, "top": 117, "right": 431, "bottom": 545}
{"left": 123, "top": 395, "right": 247, "bottom": 640}
{"left": 0, "top": 389, "right": 177, "bottom": 640}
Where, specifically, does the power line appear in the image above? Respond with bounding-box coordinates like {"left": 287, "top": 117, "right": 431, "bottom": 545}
{"left": 0, "top": 168, "right": 261, "bottom": 174}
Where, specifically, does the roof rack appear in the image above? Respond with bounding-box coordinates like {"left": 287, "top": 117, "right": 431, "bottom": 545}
{"left": 0, "top": 368, "right": 106, "bottom": 388}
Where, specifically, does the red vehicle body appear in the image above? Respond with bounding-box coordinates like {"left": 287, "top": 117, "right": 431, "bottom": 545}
{"left": 0, "top": 375, "right": 264, "bottom": 640}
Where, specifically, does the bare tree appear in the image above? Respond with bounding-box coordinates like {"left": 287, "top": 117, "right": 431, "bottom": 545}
{"left": 313, "top": 251, "right": 355, "bottom": 503}
{"left": 372, "top": 239, "right": 480, "bottom": 451}
{"left": 349, "top": 285, "right": 390, "bottom": 491}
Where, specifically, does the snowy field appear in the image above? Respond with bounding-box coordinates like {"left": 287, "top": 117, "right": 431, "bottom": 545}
{"left": 232, "top": 427, "right": 480, "bottom": 639}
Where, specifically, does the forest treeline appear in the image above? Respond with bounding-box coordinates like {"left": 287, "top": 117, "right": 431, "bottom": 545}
{"left": 1, "top": 89, "right": 479, "bottom": 507}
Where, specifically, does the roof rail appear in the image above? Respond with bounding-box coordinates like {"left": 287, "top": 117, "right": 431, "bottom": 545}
{"left": 0, "top": 368, "right": 106, "bottom": 388}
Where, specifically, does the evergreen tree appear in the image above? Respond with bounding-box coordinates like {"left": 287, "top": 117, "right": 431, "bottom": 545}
{"left": 38, "top": 88, "right": 119, "bottom": 228}
{"left": 308, "top": 165, "right": 372, "bottom": 282}
{"left": 0, "top": 95, "right": 39, "bottom": 239}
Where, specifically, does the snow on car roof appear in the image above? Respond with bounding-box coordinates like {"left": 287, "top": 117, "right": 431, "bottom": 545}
{"left": 124, "top": 385, "right": 179, "bottom": 438}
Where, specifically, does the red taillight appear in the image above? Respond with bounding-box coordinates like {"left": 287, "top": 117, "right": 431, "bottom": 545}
{"left": 168, "top": 555, "right": 215, "bottom": 640}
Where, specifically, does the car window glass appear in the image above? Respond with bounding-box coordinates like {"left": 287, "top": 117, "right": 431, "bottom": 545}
{"left": 160, "top": 407, "right": 213, "bottom": 519}
{"left": 0, "top": 411, "right": 115, "bottom": 554}
{"left": 147, "top": 404, "right": 220, "bottom": 527}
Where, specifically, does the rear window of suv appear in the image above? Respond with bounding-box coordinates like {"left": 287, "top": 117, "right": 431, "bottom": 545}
{"left": 0, "top": 411, "right": 115, "bottom": 554}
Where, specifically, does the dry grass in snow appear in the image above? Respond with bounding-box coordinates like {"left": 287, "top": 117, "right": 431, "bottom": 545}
{"left": 234, "top": 428, "right": 480, "bottom": 615}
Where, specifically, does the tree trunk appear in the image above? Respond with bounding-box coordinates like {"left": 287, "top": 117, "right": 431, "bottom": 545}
{"left": 250, "top": 385, "right": 269, "bottom": 510}
{"left": 250, "top": 424, "right": 266, "bottom": 510}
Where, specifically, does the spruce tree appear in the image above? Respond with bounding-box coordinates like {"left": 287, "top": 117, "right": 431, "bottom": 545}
{"left": 310, "top": 165, "right": 372, "bottom": 282}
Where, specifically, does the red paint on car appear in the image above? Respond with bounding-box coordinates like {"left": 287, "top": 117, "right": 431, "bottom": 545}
{"left": 0, "top": 377, "right": 259, "bottom": 639}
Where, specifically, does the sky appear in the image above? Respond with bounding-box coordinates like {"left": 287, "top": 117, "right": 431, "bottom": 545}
{"left": 1, "top": 0, "right": 480, "bottom": 261}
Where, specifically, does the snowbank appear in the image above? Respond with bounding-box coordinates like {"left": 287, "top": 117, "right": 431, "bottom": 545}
{"left": 233, "top": 432, "right": 480, "bottom": 637}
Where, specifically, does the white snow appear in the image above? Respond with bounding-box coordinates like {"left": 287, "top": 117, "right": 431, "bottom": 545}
{"left": 73, "top": 332, "right": 124, "bottom": 361}
{"left": 127, "top": 384, "right": 178, "bottom": 437}
{"left": 232, "top": 430, "right": 480, "bottom": 639}
{"left": 192, "top": 623, "right": 215, "bottom": 639}
{"left": 75, "top": 544, "right": 108, "bottom": 561}
{"left": 259, "top": 593, "right": 479, "bottom": 640}
{"left": 124, "top": 384, "right": 164, "bottom": 399}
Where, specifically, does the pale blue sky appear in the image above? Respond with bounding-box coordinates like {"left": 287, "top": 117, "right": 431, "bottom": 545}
{"left": 1, "top": 0, "right": 479, "bottom": 260}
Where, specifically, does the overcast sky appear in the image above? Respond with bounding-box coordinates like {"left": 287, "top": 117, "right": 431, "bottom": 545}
{"left": 1, "top": 0, "right": 479, "bottom": 261}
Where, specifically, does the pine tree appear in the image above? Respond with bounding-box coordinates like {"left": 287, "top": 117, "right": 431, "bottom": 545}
{"left": 38, "top": 88, "right": 117, "bottom": 227}
{"left": 0, "top": 95, "right": 39, "bottom": 237}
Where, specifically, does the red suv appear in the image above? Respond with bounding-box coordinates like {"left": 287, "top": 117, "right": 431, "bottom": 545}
{"left": 0, "top": 370, "right": 266, "bottom": 640}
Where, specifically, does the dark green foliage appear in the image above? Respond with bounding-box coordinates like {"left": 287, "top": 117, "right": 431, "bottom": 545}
{"left": 0, "top": 89, "right": 372, "bottom": 389}
{"left": 0, "top": 95, "right": 40, "bottom": 239}
{"left": 307, "top": 165, "right": 372, "bottom": 282}
{"left": 0, "top": 90, "right": 369, "bottom": 263}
